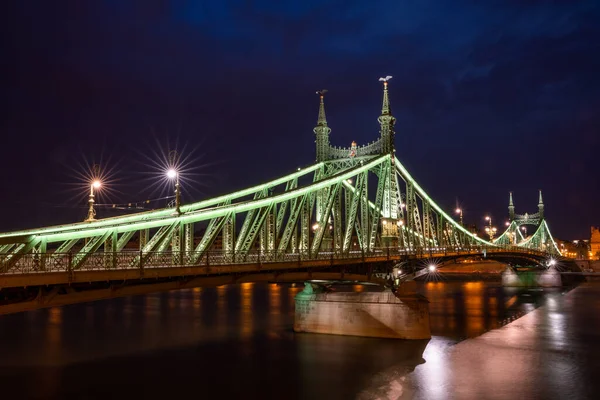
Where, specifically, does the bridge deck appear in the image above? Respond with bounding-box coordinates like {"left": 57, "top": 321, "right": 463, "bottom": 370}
{"left": 0, "top": 247, "right": 552, "bottom": 289}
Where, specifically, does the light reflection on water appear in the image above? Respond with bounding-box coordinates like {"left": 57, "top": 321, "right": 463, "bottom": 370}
{"left": 0, "top": 280, "right": 586, "bottom": 399}
{"left": 240, "top": 282, "right": 253, "bottom": 338}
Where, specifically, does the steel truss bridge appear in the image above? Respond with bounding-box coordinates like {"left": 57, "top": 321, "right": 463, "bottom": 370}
{"left": 0, "top": 80, "right": 567, "bottom": 314}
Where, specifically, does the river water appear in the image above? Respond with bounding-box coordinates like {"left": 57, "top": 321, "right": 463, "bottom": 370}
{"left": 0, "top": 279, "right": 598, "bottom": 399}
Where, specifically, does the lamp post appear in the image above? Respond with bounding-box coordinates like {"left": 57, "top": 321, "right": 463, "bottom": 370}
{"left": 85, "top": 180, "right": 102, "bottom": 222}
{"left": 455, "top": 208, "right": 463, "bottom": 226}
{"left": 484, "top": 215, "right": 497, "bottom": 241}
{"left": 167, "top": 168, "right": 181, "bottom": 215}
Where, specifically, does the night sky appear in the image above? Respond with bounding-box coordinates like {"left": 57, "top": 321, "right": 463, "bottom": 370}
{"left": 1, "top": 1, "right": 599, "bottom": 239}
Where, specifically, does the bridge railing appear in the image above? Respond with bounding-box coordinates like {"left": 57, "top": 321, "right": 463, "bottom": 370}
{"left": 0, "top": 244, "right": 553, "bottom": 276}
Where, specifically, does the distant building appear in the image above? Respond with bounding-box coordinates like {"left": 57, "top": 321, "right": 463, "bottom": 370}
{"left": 555, "top": 237, "right": 591, "bottom": 259}
{"left": 591, "top": 227, "right": 600, "bottom": 260}
{"left": 555, "top": 239, "right": 579, "bottom": 259}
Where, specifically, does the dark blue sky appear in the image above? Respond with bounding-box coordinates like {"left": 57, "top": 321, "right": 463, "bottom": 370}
{"left": 1, "top": 1, "right": 599, "bottom": 239}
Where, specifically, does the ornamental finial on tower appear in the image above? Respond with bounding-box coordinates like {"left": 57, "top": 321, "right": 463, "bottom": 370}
{"left": 316, "top": 89, "right": 328, "bottom": 127}
{"left": 538, "top": 190, "right": 543, "bottom": 205}
{"left": 378, "top": 76, "right": 393, "bottom": 115}
{"left": 538, "top": 190, "right": 544, "bottom": 219}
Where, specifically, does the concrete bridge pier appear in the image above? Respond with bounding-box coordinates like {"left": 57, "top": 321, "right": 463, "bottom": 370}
{"left": 293, "top": 282, "right": 431, "bottom": 339}
{"left": 501, "top": 266, "right": 562, "bottom": 287}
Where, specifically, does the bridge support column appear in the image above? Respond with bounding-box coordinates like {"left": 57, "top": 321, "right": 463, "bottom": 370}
{"left": 294, "top": 283, "right": 430, "bottom": 339}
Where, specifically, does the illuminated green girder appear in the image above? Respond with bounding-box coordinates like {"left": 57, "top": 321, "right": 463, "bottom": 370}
{"left": 0, "top": 244, "right": 14, "bottom": 254}
{"left": 223, "top": 214, "right": 235, "bottom": 255}
{"left": 311, "top": 182, "right": 340, "bottom": 255}
{"left": 56, "top": 238, "right": 79, "bottom": 254}
{"left": 517, "top": 220, "right": 560, "bottom": 255}
{"left": 156, "top": 224, "right": 179, "bottom": 254}
{"left": 73, "top": 231, "right": 111, "bottom": 269}
{"left": 0, "top": 149, "right": 562, "bottom": 269}
{"left": 434, "top": 213, "right": 442, "bottom": 246}
{"left": 32, "top": 239, "right": 47, "bottom": 271}
{"left": 171, "top": 222, "right": 184, "bottom": 266}
{"left": 495, "top": 220, "right": 525, "bottom": 246}
{"left": 423, "top": 201, "right": 432, "bottom": 246}
{"left": 299, "top": 193, "right": 310, "bottom": 255}
{"left": 354, "top": 220, "right": 363, "bottom": 249}
{"left": 395, "top": 174, "right": 407, "bottom": 247}
{"left": 277, "top": 195, "right": 305, "bottom": 252}
{"left": 104, "top": 231, "right": 117, "bottom": 269}
{"left": 129, "top": 223, "right": 178, "bottom": 268}
{"left": 46, "top": 238, "right": 78, "bottom": 268}
{"left": 236, "top": 193, "right": 266, "bottom": 252}
{"left": 333, "top": 189, "right": 342, "bottom": 251}
{"left": 184, "top": 223, "right": 194, "bottom": 252}
{"left": 241, "top": 205, "right": 273, "bottom": 253}
{"left": 0, "top": 163, "right": 324, "bottom": 241}
{"left": 405, "top": 182, "right": 424, "bottom": 247}
{"left": 369, "top": 164, "right": 385, "bottom": 251}
{"left": 360, "top": 170, "right": 369, "bottom": 252}
{"left": 275, "top": 179, "right": 298, "bottom": 240}
{"left": 117, "top": 231, "right": 135, "bottom": 250}
{"left": 260, "top": 205, "right": 276, "bottom": 254}
{"left": 1, "top": 238, "right": 40, "bottom": 272}
{"left": 394, "top": 157, "right": 490, "bottom": 246}
{"left": 0, "top": 157, "right": 381, "bottom": 244}
{"left": 139, "top": 229, "right": 149, "bottom": 250}
{"left": 194, "top": 214, "right": 228, "bottom": 262}
{"left": 340, "top": 173, "right": 374, "bottom": 251}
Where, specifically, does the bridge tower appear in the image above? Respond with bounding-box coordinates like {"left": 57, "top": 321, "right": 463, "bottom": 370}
{"left": 378, "top": 77, "right": 400, "bottom": 246}
{"left": 508, "top": 192, "right": 515, "bottom": 221}
{"left": 314, "top": 90, "right": 331, "bottom": 163}
{"left": 538, "top": 190, "right": 544, "bottom": 220}
{"left": 378, "top": 77, "right": 396, "bottom": 155}
{"left": 313, "top": 90, "right": 332, "bottom": 248}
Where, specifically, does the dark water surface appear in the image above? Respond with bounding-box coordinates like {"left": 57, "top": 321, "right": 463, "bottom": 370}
{"left": 0, "top": 280, "right": 598, "bottom": 399}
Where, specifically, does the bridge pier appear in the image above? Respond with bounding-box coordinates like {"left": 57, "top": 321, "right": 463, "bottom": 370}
{"left": 293, "top": 282, "right": 430, "bottom": 339}
{"left": 501, "top": 266, "right": 562, "bottom": 287}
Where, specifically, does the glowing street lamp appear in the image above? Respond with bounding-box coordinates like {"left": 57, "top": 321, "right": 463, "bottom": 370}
{"left": 167, "top": 168, "right": 181, "bottom": 215}
{"left": 85, "top": 180, "right": 102, "bottom": 222}
{"left": 484, "top": 215, "right": 497, "bottom": 240}
{"left": 485, "top": 226, "right": 497, "bottom": 240}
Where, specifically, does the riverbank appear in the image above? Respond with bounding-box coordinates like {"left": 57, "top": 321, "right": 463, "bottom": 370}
{"left": 400, "top": 281, "right": 600, "bottom": 399}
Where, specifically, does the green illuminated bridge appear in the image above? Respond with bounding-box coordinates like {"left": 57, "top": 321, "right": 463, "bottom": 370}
{"left": 0, "top": 79, "right": 567, "bottom": 314}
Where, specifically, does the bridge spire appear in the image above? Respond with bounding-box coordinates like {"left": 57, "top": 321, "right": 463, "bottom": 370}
{"left": 508, "top": 191, "right": 515, "bottom": 221}
{"left": 538, "top": 190, "right": 544, "bottom": 219}
{"left": 314, "top": 90, "right": 331, "bottom": 162}
{"left": 378, "top": 76, "right": 396, "bottom": 154}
